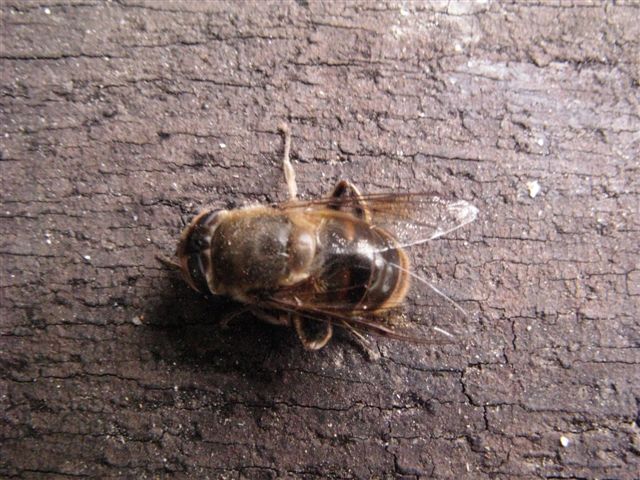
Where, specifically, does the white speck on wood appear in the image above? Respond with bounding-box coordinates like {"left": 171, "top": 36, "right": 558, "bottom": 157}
{"left": 526, "top": 180, "right": 541, "bottom": 198}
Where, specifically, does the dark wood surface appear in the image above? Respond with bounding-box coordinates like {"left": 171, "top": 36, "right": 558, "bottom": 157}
{"left": 2, "top": 1, "right": 638, "bottom": 478}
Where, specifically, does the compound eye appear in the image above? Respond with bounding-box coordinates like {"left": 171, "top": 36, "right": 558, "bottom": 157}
{"left": 186, "top": 252, "right": 209, "bottom": 294}
{"left": 198, "top": 209, "right": 221, "bottom": 228}
{"left": 184, "top": 209, "right": 221, "bottom": 255}
{"left": 187, "top": 233, "right": 207, "bottom": 253}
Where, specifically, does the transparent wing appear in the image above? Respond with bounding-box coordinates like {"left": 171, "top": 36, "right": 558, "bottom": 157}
{"left": 361, "top": 193, "right": 478, "bottom": 247}
{"left": 265, "top": 192, "right": 479, "bottom": 342}
{"left": 279, "top": 192, "right": 479, "bottom": 248}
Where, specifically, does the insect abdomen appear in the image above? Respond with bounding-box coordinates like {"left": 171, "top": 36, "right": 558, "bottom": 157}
{"left": 318, "top": 216, "right": 409, "bottom": 312}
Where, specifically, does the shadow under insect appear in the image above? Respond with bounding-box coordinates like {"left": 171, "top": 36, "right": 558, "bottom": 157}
{"left": 145, "top": 274, "right": 305, "bottom": 374}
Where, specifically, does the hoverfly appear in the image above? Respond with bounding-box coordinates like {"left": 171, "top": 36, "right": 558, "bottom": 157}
{"left": 160, "top": 124, "right": 478, "bottom": 351}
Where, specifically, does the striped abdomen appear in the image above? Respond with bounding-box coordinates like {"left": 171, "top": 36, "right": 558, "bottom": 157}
{"left": 313, "top": 215, "right": 410, "bottom": 313}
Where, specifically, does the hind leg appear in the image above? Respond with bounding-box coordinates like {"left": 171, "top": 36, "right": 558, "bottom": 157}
{"left": 293, "top": 315, "right": 333, "bottom": 350}
{"left": 340, "top": 321, "right": 380, "bottom": 361}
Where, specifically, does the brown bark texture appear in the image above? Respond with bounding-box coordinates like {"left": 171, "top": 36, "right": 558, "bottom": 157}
{"left": 1, "top": 1, "right": 639, "bottom": 479}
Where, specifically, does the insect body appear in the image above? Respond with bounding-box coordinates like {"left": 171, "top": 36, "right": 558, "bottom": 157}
{"left": 168, "top": 125, "right": 478, "bottom": 350}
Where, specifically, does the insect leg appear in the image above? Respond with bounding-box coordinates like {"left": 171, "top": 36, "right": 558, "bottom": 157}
{"left": 249, "top": 308, "right": 291, "bottom": 326}
{"left": 218, "top": 306, "right": 252, "bottom": 330}
{"left": 293, "top": 315, "right": 333, "bottom": 350}
{"left": 340, "top": 321, "right": 380, "bottom": 361}
{"left": 278, "top": 123, "right": 297, "bottom": 200}
{"left": 328, "top": 180, "right": 372, "bottom": 222}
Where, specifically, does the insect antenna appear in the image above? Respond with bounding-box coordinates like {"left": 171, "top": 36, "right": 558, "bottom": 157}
{"left": 156, "top": 254, "right": 181, "bottom": 271}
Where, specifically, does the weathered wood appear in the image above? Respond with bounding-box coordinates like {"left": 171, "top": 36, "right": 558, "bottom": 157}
{"left": 1, "top": 1, "right": 638, "bottom": 478}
